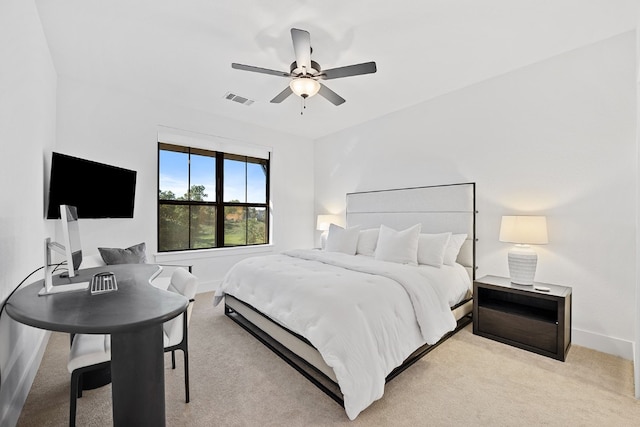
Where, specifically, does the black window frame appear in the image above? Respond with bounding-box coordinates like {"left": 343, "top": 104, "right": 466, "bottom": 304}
{"left": 157, "top": 142, "right": 270, "bottom": 252}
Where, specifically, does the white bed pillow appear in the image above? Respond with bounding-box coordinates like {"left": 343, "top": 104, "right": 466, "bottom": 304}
{"left": 325, "top": 224, "right": 361, "bottom": 255}
{"left": 374, "top": 224, "right": 421, "bottom": 265}
{"left": 417, "top": 232, "right": 452, "bottom": 267}
{"left": 356, "top": 228, "right": 379, "bottom": 256}
{"left": 443, "top": 233, "right": 467, "bottom": 265}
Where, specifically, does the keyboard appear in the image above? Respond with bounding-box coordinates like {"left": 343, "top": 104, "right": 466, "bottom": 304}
{"left": 90, "top": 272, "right": 118, "bottom": 295}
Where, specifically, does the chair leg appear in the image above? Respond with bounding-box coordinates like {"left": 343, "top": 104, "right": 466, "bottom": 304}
{"left": 77, "top": 374, "right": 83, "bottom": 398}
{"left": 171, "top": 350, "right": 176, "bottom": 369}
{"left": 183, "top": 347, "right": 190, "bottom": 403}
{"left": 69, "top": 371, "right": 79, "bottom": 427}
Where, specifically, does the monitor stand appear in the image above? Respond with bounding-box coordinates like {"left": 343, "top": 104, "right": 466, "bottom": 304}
{"left": 39, "top": 238, "right": 89, "bottom": 296}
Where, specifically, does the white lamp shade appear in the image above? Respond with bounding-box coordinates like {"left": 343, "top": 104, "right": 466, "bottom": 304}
{"left": 316, "top": 214, "right": 340, "bottom": 231}
{"left": 499, "top": 216, "right": 548, "bottom": 245}
{"left": 290, "top": 78, "right": 320, "bottom": 98}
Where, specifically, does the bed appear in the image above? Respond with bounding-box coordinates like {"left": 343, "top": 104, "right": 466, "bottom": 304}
{"left": 213, "top": 183, "right": 476, "bottom": 420}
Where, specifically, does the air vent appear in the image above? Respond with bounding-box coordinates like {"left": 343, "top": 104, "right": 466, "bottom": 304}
{"left": 224, "top": 92, "right": 255, "bottom": 106}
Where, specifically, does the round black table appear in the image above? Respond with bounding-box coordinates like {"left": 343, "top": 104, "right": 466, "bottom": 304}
{"left": 5, "top": 263, "right": 188, "bottom": 427}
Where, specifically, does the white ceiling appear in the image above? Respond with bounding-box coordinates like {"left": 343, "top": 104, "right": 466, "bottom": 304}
{"left": 35, "top": 0, "right": 639, "bottom": 140}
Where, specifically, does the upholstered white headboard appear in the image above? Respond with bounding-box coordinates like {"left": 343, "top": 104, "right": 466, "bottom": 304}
{"left": 346, "top": 183, "right": 476, "bottom": 280}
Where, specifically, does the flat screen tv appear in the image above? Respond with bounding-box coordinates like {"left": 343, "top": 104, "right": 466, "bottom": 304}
{"left": 46, "top": 152, "right": 137, "bottom": 219}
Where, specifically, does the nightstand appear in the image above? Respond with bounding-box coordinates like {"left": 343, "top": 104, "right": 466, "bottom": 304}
{"left": 473, "top": 275, "right": 572, "bottom": 361}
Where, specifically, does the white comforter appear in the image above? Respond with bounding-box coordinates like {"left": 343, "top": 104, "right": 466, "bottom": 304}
{"left": 213, "top": 249, "right": 469, "bottom": 420}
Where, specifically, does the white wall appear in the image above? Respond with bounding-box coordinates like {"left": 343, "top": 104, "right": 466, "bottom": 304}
{"left": 315, "top": 32, "right": 637, "bottom": 358}
{"left": 53, "top": 76, "right": 315, "bottom": 292}
{"left": 0, "top": 0, "right": 57, "bottom": 425}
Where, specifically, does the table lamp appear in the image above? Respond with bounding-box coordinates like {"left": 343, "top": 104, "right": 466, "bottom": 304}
{"left": 499, "top": 215, "right": 548, "bottom": 285}
{"left": 316, "top": 214, "right": 340, "bottom": 249}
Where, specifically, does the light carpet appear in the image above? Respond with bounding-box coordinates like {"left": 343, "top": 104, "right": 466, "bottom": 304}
{"left": 16, "top": 291, "right": 640, "bottom": 426}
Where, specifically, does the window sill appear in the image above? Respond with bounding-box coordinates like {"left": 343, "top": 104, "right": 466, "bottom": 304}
{"left": 153, "top": 244, "right": 275, "bottom": 263}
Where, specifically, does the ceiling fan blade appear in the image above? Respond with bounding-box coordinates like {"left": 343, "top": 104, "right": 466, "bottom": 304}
{"left": 317, "top": 83, "right": 346, "bottom": 106}
{"left": 232, "top": 63, "right": 290, "bottom": 77}
{"left": 321, "top": 61, "right": 377, "bottom": 80}
{"left": 291, "top": 28, "right": 311, "bottom": 71}
{"left": 270, "top": 86, "right": 293, "bottom": 103}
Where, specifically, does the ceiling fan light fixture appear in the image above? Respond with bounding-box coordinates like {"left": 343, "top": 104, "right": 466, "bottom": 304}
{"left": 289, "top": 77, "right": 320, "bottom": 99}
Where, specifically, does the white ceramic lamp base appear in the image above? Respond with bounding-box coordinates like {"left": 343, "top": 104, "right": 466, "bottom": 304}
{"left": 320, "top": 231, "right": 328, "bottom": 249}
{"left": 507, "top": 244, "right": 537, "bottom": 285}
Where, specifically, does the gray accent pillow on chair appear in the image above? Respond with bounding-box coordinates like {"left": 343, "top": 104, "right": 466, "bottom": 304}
{"left": 98, "top": 242, "right": 147, "bottom": 265}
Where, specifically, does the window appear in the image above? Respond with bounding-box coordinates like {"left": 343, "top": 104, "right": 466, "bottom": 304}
{"left": 158, "top": 143, "right": 269, "bottom": 252}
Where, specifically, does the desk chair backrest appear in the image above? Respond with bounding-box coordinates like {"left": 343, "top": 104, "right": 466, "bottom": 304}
{"left": 163, "top": 268, "right": 198, "bottom": 347}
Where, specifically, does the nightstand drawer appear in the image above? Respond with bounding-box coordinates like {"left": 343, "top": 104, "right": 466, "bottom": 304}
{"left": 478, "top": 306, "right": 557, "bottom": 354}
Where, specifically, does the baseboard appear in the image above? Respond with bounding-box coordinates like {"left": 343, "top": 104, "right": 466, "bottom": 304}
{"left": 0, "top": 330, "right": 50, "bottom": 427}
{"left": 634, "top": 342, "right": 639, "bottom": 398}
{"left": 572, "top": 327, "right": 633, "bottom": 360}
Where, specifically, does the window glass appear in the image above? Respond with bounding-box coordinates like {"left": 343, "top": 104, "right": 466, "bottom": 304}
{"left": 190, "top": 154, "right": 215, "bottom": 202}
{"left": 247, "top": 207, "right": 267, "bottom": 244}
{"left": 224, "top": 206, "right": 246, "bottom": 246}
{"left": 158, "top": 204, "right": 189, "bottom": 251}
{"left": 247, "top": 161, "right": 267, "bottom": 203}
{"left": 159, "top": 150, "right": 188, "bottom": 200}
{"left": 223, "top": 158, "right": 246, "bottom": 202}
{"left": 190, "top": 205, "right": 216, "bottom": 248}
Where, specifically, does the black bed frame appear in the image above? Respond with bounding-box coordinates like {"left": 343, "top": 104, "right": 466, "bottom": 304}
{"left": 225, "top": 297, "right": 473, "bottom": 407}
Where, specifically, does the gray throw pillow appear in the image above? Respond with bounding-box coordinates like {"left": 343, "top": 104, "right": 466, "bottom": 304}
{"left": 98, "top": 242, "right": 147, "bottom": 265}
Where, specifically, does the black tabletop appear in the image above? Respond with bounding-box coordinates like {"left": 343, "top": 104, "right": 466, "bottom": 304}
{"left": 5, "top": 264, "right": 188, "bottom": 334}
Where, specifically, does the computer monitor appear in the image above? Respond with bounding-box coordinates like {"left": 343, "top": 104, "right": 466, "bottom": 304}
{"left": 60, "top": 205, "right": 83, "bottom": 275}
{"left": 40, "top": 205, "right": 89, "bottom": 295}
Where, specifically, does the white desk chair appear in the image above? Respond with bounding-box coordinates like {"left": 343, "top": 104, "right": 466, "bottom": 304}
{"left": 162, "top": 267, "right": 199, "bottom": 402}
{"left": 67, "top": 268, "right": 198, "bottom": 426}
{"left": 67, "top": 334, "right": 111, "bottom": 427}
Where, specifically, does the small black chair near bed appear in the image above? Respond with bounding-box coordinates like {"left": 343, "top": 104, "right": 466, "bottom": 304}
{"left": 66, "top": 268, "right": 199, "bottom": 426}
{"left": 162, "top": 268, "right": 199, "bottom": 402}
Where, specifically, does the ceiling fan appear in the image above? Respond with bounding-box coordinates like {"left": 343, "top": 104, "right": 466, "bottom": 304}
{"left": 232, "top": 28, "right": 377, "bottom": 107}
